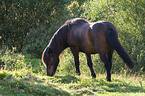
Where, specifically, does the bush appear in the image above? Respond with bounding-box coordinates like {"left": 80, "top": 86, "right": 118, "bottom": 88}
{"left": 80, "top": 0, "right": 145, "bottom": 73}
{"left": 0, "top": 49, "right": 25, "bottom": 71}
{"left": 22, "top": 25, "right": 50, "bottom": 57}
{"left": 57, "top": 0, "right": 145, "bottom": 74}
{"left": 0, "top": 48, "right": 45, "bottom": 75}
{"left": 0, "top": 0, "right": 69, "bottom": 51}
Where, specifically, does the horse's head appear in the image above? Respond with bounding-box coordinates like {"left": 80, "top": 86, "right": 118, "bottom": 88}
{"left": 42, "top": 47, "right": 59, "bottom": 76}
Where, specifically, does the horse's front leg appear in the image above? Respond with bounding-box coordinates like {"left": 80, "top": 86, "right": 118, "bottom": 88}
{"left": 70, "top": 47, "right": 81, "bottom": 75}
{"left": 86, "top": 54, "right": 96, "bottom": 78}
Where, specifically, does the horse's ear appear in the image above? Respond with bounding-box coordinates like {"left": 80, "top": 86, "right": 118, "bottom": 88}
{"left": 47, "top": 47, "right": 52, "bottom": 53}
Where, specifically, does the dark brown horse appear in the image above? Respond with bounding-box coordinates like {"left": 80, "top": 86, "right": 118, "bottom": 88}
{"left": 42, "top": 18, "right": 135, "bottom": 81}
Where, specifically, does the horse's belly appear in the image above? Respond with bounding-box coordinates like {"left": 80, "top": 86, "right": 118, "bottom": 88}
{"left": 68, "top": 37, "right": 97, "bottom": 54}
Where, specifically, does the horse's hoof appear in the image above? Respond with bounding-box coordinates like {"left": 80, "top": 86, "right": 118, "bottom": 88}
{"left": 107, "top": 78, "right": 111, "bottom": 82}
{"left": 76, "top": 72, "right": 81, "bottom": 76}
{"left": 91, "top": 73, "right": 96, "bottom": 78}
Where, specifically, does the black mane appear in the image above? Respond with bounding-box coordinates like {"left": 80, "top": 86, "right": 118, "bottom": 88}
{"left": 48, "top": 23, "right": 68, "bottom": 55}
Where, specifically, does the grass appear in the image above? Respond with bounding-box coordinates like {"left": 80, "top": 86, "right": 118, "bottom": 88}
{"left": 0, "top": 70, "right": 70, "bottom": 96}
{"left": 0, "top": 70, "right": 145, "bottom": 96}
{"left": 0, "top": 49, "right": 145, "bottom": 95}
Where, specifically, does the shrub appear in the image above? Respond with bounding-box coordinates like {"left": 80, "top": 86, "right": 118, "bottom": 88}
{"left": 22, "top": 25, "right": 50, "bottom": 57}
{"left": 57, "top": 0, "right": 145, "bottom": 74}
{"left": 80, "top": 0, "right": 145, "bottom": 73}
{"left": 0, "top": 0, "right": 69, "bottom": 51}
{"left": 0, "top": 49, "right": 25, "bottom": 71}
{"left": 0, "top": 48, "right": 45, "bottom": 75}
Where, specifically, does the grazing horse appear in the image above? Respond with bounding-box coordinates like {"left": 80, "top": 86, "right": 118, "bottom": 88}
{"left": 42, "top": 18, "right": 135, "bottom": 81}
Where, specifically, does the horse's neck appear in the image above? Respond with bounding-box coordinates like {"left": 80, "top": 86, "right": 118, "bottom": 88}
{"left": 49, "top": 27, "right": 68, "bottom": 55}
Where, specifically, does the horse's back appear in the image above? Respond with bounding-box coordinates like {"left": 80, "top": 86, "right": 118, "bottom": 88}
{"left": 90, "top": 21, "right": 117, "bottom": 33}
{"left": 67, "top": 21, "right": 97, "bottom": 53}
{"left": 67, "top": 19, "right": 117, "bottom": 54}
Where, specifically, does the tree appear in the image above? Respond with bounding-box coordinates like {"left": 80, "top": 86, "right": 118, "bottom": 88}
{"left": 0, "top": 0, "right": 68, "bottom": 51}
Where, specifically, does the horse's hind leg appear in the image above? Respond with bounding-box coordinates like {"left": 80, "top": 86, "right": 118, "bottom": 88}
{"left": 70, "top": 47, "right": 81, "bottom": 75}
{"left": 99, "top": 53, "right": 112, "bottom": 81}
{"left": 86, "top": 54, "right": 96, "bottom": 78}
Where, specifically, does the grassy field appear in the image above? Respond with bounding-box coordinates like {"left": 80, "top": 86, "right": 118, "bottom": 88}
{"left": 0, "top": 49, "right": 145, "bottom": 96}
{"left": 0, "top": 70, "right": 145, "bottom": 96}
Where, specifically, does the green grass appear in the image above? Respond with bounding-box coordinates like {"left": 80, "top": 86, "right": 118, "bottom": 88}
{"left": 0, "top": 49, "right": 145, "bottom": 95}
{"left": 0, "top": 70, "right": 145, "bottom": 96}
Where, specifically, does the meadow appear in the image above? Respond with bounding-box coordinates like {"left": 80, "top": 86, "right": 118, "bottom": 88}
{"left": 0, "top": 71, "right": 145, "bottom": 96}
{"left": 0, "top": 49, "right": 145, "bottom": 96}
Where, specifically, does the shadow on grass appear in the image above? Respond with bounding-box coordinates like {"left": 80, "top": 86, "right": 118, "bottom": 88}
{"left": 52, "top": 75, "right": 144, "bottom": 94}
{"left": 1, "top": 70, "right": 144, "bottom": 95}
{"left": 94, "top": 78, "right": 145, "bottom": 93}
{"left": 54, "top": 75, "right": 80, "bottom": 84}
{"left": 0, "top": 72, "right": 70, "bottom": 96}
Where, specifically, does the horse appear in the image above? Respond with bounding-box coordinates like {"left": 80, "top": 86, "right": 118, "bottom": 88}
{"left": 42, "top": 18, "right": 135, "bottom": 81}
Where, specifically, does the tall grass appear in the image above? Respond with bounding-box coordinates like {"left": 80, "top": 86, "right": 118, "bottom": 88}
{"left": 0, "top": 47, "right": 46, "bottom": 75}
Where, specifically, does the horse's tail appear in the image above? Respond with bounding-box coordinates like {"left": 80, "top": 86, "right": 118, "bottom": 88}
{"left": 106, "top": 29, "right": 135, "bottom": 69}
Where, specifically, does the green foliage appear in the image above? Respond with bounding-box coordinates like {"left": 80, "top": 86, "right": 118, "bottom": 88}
{"left": 0, "top": 71, "right": 7, "bottom": 80}
{"left": 0, "top": 48, "right": 45, "bottom": 75}
{"left": 67, "top": 1, "right": 81, "bottom": 18}
{"left": 59, "top": 49, "right": 75, "bottom": 75}
{"left": 1, "top": 49, "right": 25, "bottom": 70}
{"left": 80, "top": 0, "right": 145, "bottom": 72}
{"left": 22, "top": 25, "right": 50, "bottom": 57}
{"left": 0, "top": 0, "right": 68, "bottom": 51}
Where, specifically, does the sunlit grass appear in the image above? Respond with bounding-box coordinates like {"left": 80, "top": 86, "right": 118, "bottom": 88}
{"left": 0, "top": 49, "right": 145, "bottom": 95}
{"left": 0, "top": 70, "right": 144, "bottom": 96}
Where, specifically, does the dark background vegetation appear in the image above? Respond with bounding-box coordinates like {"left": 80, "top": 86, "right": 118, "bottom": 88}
{"left": 0, "top": 0, "right": 145, "bottom": 74}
